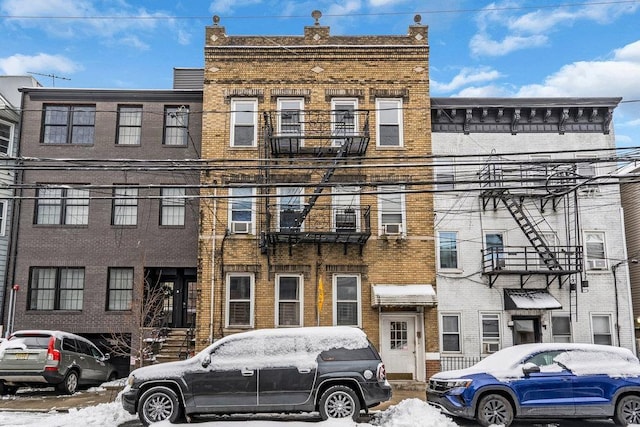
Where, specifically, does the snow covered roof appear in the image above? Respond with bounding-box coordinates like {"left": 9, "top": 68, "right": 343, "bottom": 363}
{"left": 504, "top": 288, "right": 562, "bottom": 310}
{"left": 371, "top": 284, "right": 436, "bottom": 307}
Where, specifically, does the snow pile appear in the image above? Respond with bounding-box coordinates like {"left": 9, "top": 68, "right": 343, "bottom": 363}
{"left": 370, "top": 398, "right": 458, "bottom": 427}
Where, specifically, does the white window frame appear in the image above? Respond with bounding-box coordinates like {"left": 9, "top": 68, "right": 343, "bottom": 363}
{"left": 225, "top": 273, "right": 255, "bottom": 328}
{"left": 275, "top": 274, "right": 304, "bottom": 327}
{"left": 277, "top": 98, "right": 304, "bottom": 141}
{"left": 441, "top": 313, "right": 461, "bottom": 353}
{"left": 584, "top": 231, "right": 607, "bottom": 270}
{"left": 0, "top": 200, "right": 6, "bottom": 236}
{"left": 0, "top": 119, "right": 14, "bottom": 155}
{"left": 434, "top": 160, "right": 455, "bottom": 191}
{"left": 331, "top": 98, "right": 358, "bottom": 147}
{"left": 230, "top": 98, "right": 258, "bottom": 148}
{"left": 551, "top": 314, "right": 572, "bottom": 343}
{"left": 438, "top": 231, "right": 459, "bottom": 270}
{"left": 277, "top": 187, "right": 304, "bottom": 232}
{"left": 484, "top": 231, "right": 506, "bottom": 269}
{"left": 377, "top": 185, "right": 405, "bottom": 236}
{"left": 576, "top": 154, "right": 600, "bottom": 194}
{"left": 480, "top": 313, "right": 501, "bottom": 354}
{"left": 590, "top": 313, "right": 613, "bottom": 345}
{"left": 332, "top": 186, "right": 360, "bottom": 232}
{"left": 332, "top": 274, "right": 361, "bottom": 327}
{"left": 376, "top": 98, "right": 403, "bottom": 148}
{"left": 228, "top": 187, "right": 256, "bottom": 234}
{"left": 540, "top": 231, "right": 559, "bottom": 268}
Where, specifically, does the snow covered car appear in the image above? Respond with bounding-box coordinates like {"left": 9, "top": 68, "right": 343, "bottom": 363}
{"left": 0, "top": 330, "right": 117, "bottom": 395}
{"left": 427, "top": 343, "right": 640, "bottom": 427}
{"left": 122, "top": 326, "right": 391, "bottom": 425}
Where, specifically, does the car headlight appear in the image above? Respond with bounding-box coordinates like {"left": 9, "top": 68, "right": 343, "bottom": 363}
{"left": 446, "top": 379, "right": 472, "bottom": 388}
{"left": 127, "top": 374, "right": 135, "bottom": 387}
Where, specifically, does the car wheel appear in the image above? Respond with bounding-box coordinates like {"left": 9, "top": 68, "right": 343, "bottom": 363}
{"left": 614, "top": 394, "right": 640, "bottom": 425}
{"left": 319, "top": 385, "right": 361, "bottom": 421}
{"left": 138, "top": 386, "right": 183, "bottom": 426}
{"left": 477, "top": 394, "right": 514, "bottom": 427}
{"left": 57, "top": 370, "right": 79, "bottom": 395}
{"left": 0, "top": 383, "right": 18, "bottom": 395}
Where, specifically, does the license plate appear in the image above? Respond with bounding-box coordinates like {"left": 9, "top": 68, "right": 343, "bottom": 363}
{"left": 15, "top": 353, "right": 29, "bottom": 360}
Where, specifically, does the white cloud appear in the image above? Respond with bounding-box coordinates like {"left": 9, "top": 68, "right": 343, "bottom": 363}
{"left": 118, "top": 35, "right": 150, "bottom": 51}
{"left": 0, "top": 53, "right": 80, "bottom": 75}
{"left": 368, "top": 0, "right": 407, "bottom": 7}
{"left": 209, "top": 0, "right": 262, "bottom": 15}
{"left": 470, "top": 32, "right": 547, "bottom": 57}
{"left": 456, "top": 84, "right": 513, "bottom": 98}
{"left": 431, "top": 67, "right": 503, "bottom": 93}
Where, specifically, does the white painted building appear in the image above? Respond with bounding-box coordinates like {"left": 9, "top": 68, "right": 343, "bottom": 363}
{"left": 431, "top": 97, "right": 634, "bottom": 370}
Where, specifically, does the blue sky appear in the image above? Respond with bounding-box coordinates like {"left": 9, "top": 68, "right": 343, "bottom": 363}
{"left": 1, "top": 0, "right": 639, "bottom": 147}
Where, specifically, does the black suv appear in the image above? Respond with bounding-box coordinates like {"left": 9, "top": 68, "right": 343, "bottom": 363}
{"left": 122, "top": 326, "right": 391, "bottom": 425}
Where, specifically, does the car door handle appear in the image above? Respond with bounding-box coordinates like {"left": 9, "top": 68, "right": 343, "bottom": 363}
{"left": 298, "top": 368, "right": 311, "bottom": 374}
{"left": 241, "top": 369, "right": 254, "bottom": 377}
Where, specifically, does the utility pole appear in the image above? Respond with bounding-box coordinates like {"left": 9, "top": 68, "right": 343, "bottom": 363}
{"left": 27, "top": 72, "right": 71, "bottom": 87}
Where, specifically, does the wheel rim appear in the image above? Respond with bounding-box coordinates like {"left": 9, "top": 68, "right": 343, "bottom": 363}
{"left": 67, "top": 373, "right": 78, "bottom": 393}
{"left": 621, "top": 397, "right": 640, "bottom": 423}
{"left": 144, "top": 392, "right": 174, "bottom": 422}
{"left": 482, "top": 398, "right": 509, "bottom": 425}
{"left": 324, "top": 391, "right": 355, "bottom": 418}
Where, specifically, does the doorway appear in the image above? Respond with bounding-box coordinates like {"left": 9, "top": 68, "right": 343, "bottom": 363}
{"left": 145, "top": 268, "right": 197, "bottom": 329}
{"left": 380, "top": 314, "right": 422, "bottom": 380}
{"left": 512, "top": 317, "right": 541, "bottom": 344}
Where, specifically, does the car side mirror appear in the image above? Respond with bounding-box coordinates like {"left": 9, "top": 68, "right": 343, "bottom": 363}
{"left": 102, "top": 353, "right": 111, "bottom": 361}
{"left": 202, "top": 354, "right": 211, "bottom": 368}
{"left": 522, "top": 362, "right": 540, "bottom": 376}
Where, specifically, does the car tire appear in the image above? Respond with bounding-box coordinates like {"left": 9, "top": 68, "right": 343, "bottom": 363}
{"left": 319, "top": 384, "right": 361, "bottom": 421}
{"left": 57, "top": 370, "right": 79, "bottom": 395}
{"left": 476, "top": 393, "right": 514, "bottom": 427}
{"left": 138, "top": 386, "right": 183, "bottom": 426}
{"left": 614, "top": 394, "right": 640, "bottom": 425}
{"left": 0, "top": 383, "right": 18, "bottom": 395}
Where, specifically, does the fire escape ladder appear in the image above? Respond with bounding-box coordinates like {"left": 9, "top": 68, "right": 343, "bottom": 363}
{"left": 500, "top": 192, "right": 563, "bottom": 271}
{"left": 296, "top": 140, "right": 351, "bottom": 226}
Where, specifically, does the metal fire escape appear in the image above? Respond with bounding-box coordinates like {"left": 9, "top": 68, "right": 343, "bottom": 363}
{"left": 262, "top": 109, "right": 372, "bottom": 253}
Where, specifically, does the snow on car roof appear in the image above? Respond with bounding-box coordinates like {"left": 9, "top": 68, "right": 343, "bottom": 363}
{"left": 432, "top": 343, "right": 640, "bottom": 381}
{"left": 130, "top": 326, "right": 371, "bottom": 380}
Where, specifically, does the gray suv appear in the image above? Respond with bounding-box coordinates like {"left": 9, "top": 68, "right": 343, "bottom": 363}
{"left": 122, "top": 326, "right": 391, "bottom": 425}
{"left": 0, "top": 330, "right": 117, "bottom": 395}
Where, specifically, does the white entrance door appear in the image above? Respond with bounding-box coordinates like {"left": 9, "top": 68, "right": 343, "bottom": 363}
{"left": 380, "top": 315, "right": 416, "bottom": 379}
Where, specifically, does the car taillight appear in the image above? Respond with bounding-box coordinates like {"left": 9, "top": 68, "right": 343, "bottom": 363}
{"left": 45, "top": 337, "right": 60, "bottom": 372}
{"left": 377, "top": 362, "right": 387, "bottom": 382}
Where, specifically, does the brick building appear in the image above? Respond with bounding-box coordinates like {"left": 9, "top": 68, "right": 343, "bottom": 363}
{"left": 9, "top": 84, "right": 202, "bottom": 373}
{"left": 431, "top": 97, "right": 635, "bottom": 369}
{"left": 197, "top": 13, "right": 437, "bottom": 380}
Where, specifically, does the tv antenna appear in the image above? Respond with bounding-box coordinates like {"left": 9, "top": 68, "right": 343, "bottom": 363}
{"left": 27, "top": 72, "right": 71, "bottom": 87}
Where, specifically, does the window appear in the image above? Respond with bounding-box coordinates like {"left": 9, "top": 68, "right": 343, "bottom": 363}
{"left": 434, "top": 160, "right": 455, "bottom": 191}
{"left": 160, "top": 188, "right": 185, "bottom": 226}
{"left": 35, "top": 187, "right": 89, "bottom": 225}
{"left": 29, "top": 267, "right": 84, "bottom": 311}
{"left": 333, "top": 274, "right": 361, "bottom": 327}
{"left": 438, "top": 231, "right": 459, "bottom": 269}
{"left": 552, "top": 315, "right": 572, "bottom": 343}
{"left": 333, "top": 186, "right": 360, "bottom": 232}
{"left": 277, "top": 98, "right": 304, "bottom": 137}
{"left": 229, "top": 187, "right": 255, "bottom": 234}
{"left": 591, "top": 314, "right": 612, "bottom": 345}
{"left": 529, "top": 154, "right": 551, "bottom": 190}
{"left": 116, "top": 106, "right": 142, "bottom": 145}
{"left": 481, "top": 313, "right": 500, "bottom": 353}
{"left": 442, "top": 314, "right": 461, "bottom": 352}
{"left": 376, "top": 98, "right": 403, "bottom": 147}
{"left": 112, "top": 187, "right": 138, "bottom": 226}
{"left": 378, "top": 185, "right": 405, "bottom": 235}
{"left": 276, "top": 275, "right": 303, "bottom": 327}
{"left": 230, "top": 99, "right": 258, "bottom": 147}
{"left": 164, "top": 106, "right": 189, "bottom": 146}
{"left": 43, "top": 105, "right": 95, "bottom": 144}
{"left": 332, "top": 98, "right": 358, "bottom": 146}
{"left": 107, "top": 268, "right": 133, "bottom": 311}
{"left": 277, "top": 187, "right": 304, "bottom": 231}
{"left": 0, "top": 201, "right": 6, "bottom": 236}
{"left": 226, "top": 273, "right": 254, "bottom": 328}
{"left": 0, "top": 120, "right": 13, "bottom": 154}
{"left": 485, "top": 232, "right": 505, "bottom": 269}
{"left": 585, "top": 232, "right": 607, "bottom": 270}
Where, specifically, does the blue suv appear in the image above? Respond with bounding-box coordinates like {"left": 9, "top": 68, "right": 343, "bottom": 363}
{"left": 427, "top": 343, "right": 640, "bottom": 426}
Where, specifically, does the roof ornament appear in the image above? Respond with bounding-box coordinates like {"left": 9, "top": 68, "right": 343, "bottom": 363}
{"left": 312, "top": 10, "right": 322, "bottom": 26}
{"left": 414, "top": 14, "right": 422, "bottom": 24}
{"left": 213, "top": 15, "right": 220, "bottom": 26}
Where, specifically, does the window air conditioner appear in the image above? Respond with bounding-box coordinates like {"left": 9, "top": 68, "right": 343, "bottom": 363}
{"left": 587, "top": 259, "right": 607, "bottom": 270}
{"left": 231, "top": 221, "right": 251, "bottom": 234}
{"left": 383, "top": 223, "right": 402, "bottom": 235}
{"left": 483, "top": 342, "right": 499, "bottom": 353}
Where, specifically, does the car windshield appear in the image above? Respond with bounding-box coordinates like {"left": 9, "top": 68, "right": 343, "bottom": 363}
{"left": 8, "top": 334, "right": 51, "bottom": 349}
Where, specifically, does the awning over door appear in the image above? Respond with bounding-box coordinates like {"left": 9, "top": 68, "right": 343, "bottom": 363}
{"left": 504, "top": 288, "right": 562, "bottom": 310}
{"left": 371, "top": 284, "right": 437, "bottom": 307}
